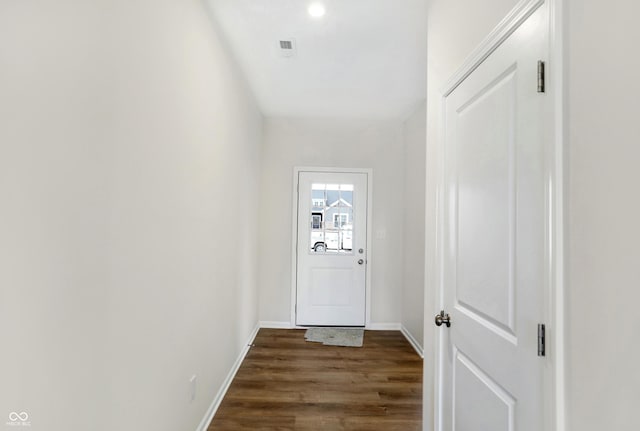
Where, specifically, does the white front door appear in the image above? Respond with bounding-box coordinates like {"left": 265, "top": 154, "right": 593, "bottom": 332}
{"left": 296, "top": 171, "right": 368, "bottom": 326}
{"left": 437, "top": 5, "right": 548, "bottom": 430}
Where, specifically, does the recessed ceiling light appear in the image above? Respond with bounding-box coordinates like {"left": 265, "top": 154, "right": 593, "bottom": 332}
{"left": 308, "top": 2, "right": 326, "bottom": 18}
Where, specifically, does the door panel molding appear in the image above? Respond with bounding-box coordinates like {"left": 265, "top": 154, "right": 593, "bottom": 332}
{"left": 453, "top": 348, "right": 516, "bottom": 431}
{"left": 290, "top": 167, "right": 373, "bottom": 328}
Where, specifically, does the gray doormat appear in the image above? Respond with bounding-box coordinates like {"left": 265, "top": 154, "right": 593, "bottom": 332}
{"left": 304, "top": 327, "right": 364, "bottom": 347}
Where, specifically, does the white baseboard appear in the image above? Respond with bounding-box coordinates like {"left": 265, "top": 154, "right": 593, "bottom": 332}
{"left": 261, "top": 321, "right": 407, "bottom": 330}
{"left": 261, "top": 321, "right": 404, "bottom": 331}
{"left": 401, "top": 325, "right": 424, "bottom": 358}
{"left": 259, "top": 321, "right": 293, "bottom": 329}
{"left": 195, "top": 323, "right": 260, "bottom": 431}
{"left": 366, "top": 322, "right": 401, "bottom": 330}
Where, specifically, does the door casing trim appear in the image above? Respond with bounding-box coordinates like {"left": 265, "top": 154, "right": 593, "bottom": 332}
{"left": 290, "top": 167, "right": 373, "bottom": 328}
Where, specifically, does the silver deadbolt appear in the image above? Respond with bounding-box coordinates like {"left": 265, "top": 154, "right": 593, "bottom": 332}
{"left": 435, "top": 310, "right": 451, "bottom": 328}
{"left": 357, "top": 259, "right": 364, "bottom": 265}
{"left": 358, "top": 248, "right": 364, "bottom": 254}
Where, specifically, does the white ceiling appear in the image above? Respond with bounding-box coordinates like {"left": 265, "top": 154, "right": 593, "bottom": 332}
{"left": 208, "top": 0, "right": 427, "bottom": 119}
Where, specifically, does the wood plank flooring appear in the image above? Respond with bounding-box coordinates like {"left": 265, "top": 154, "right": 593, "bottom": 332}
{"left": 208, "top": 329, "right": 423, "bottom": 431}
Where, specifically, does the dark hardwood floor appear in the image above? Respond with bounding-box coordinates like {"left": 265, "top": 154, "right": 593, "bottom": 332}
{"left": 207, "top": 328, "right": 423, "bottom": 431}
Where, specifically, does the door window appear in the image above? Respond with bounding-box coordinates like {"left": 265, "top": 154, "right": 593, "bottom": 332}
{"left": 309, "top": 183, "right": 354, "bottom": 254}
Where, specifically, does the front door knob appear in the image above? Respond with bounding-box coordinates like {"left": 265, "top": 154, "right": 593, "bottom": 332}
{"left": 357, "top": 259, "right": 364, "bottom": 265}
{"left": 435, "top": 310, "right": 451, "bottom": 328}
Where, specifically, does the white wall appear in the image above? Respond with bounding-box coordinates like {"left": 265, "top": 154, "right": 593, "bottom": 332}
{"left": 0, "top": 1, "right": 262, "bottom": 430}
{"left": 567, "top": 1, "right": 640, "bottom": 429}
{"left": 0, "top": 2, "right": 111, "bottom": 428}
{"left": 259, "top": 118, "right": 405, "bottom": 326}
{"left": 402, "top": 103, "right": 427, "bottom": 350}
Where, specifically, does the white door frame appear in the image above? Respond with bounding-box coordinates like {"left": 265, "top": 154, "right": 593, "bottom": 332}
{"left": 291, "top": 167, "right": 373, "bottom": 328}
{"left": 430, "top": 0, "right": 566, "bottom": 430}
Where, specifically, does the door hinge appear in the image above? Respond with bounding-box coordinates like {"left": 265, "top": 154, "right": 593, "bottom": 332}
{"left": 537, "top": 60, "right": 545, "bottom": 93}
{"left": 537, "top": 324, "right": 546, "bottom": 357}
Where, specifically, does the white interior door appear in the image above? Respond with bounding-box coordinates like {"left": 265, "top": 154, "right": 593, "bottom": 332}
{"left": 437, "top": 5, "right": 548, "bottom": 430}
{"left": 296, "top": 171, "right": 367, "bottom": 326}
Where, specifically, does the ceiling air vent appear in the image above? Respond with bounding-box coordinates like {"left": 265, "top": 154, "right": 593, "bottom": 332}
{"left": 278, "top": 38, "right": 296, "bottom": 58}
